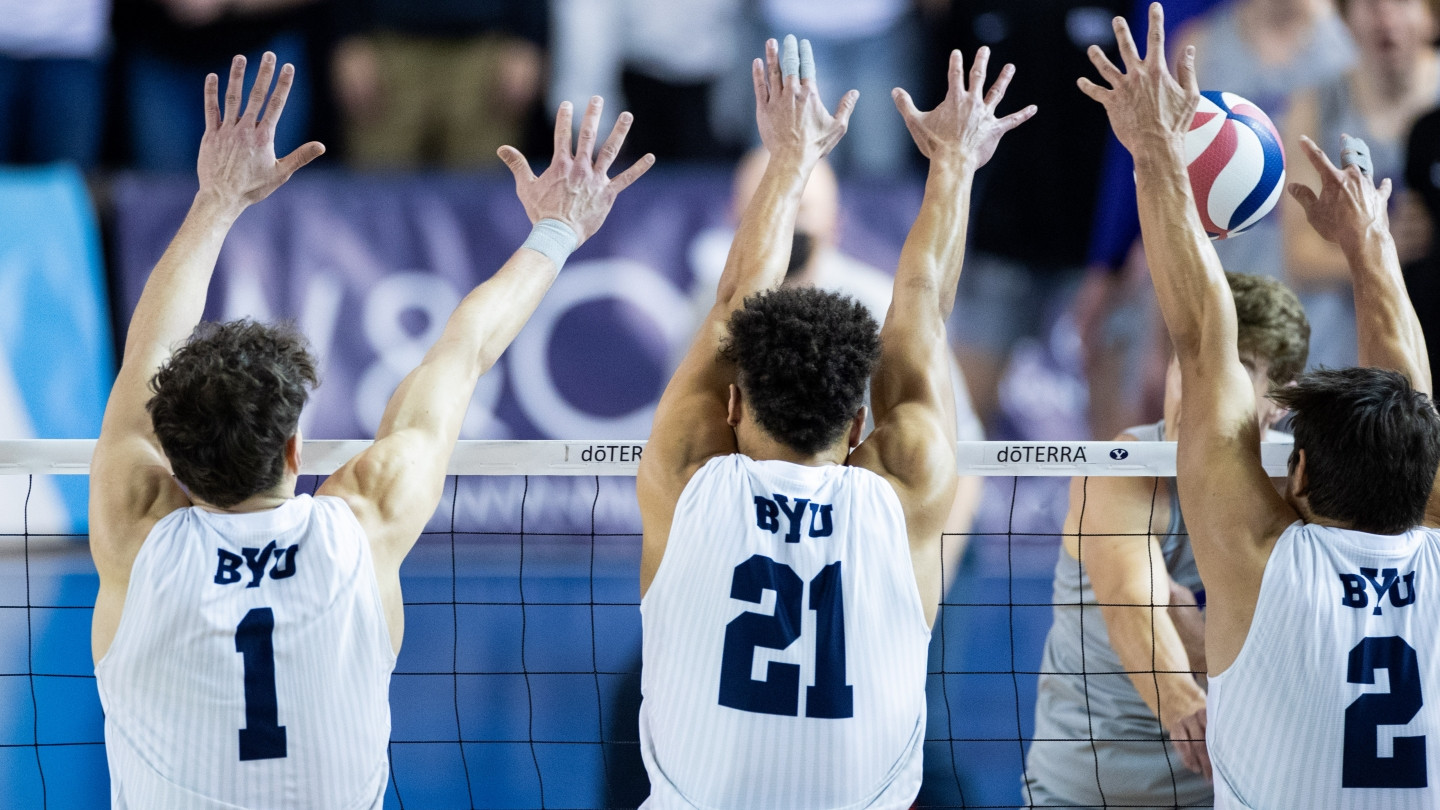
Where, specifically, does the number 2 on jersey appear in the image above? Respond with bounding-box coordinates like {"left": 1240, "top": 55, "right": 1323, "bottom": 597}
{"left": 236, "top": 607, "right": 288, "bottom": 761}
{"left": 718, "top": 555, "right": 853, "bottom": 719}
{"left": 1343, "top": 635, "right": 1425, "bottom": 788}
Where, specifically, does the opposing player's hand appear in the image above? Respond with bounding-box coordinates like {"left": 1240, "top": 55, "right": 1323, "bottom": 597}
{"left": 893, "top": 47, "right": 1035, "bottom": 169}
{"left": 752, "top": 35, "right": 858, "bottom": 163}
{"left": 1287, "top": 134, "right": 1393, "bottom": 256}
{"left": 197, "top": 53, "right": 325, "bottom": 213}
{"left": 1078, "top": 3, "right": 1200, "bottom": 157}
{"left": 498, "top": 97, "right": 655, "bottom": 246}
{"left": 1168, "top": 705, "right": 1212, "bottom": 782}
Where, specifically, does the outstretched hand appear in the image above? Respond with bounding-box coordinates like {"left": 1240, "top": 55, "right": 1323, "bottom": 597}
{"left": 1078, "top": 3, "right": 1200, "bottom": 157}
{"left": 198, "top": 52, "right": 326, "bottom": 211}
{"left": 892, "top": 47, "right": 1035, "bottom": 169}
{"left": 751, "top": 35, "right": 858, "bottom": 163}
{"left": 498, "top": 97, "right": 655, "bottom": 246}
{"left": 1287, "top": 134, "right": 1393, "bottom": 254}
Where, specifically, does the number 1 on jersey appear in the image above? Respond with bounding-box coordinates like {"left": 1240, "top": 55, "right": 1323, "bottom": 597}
{"left": 236, "top": 607, "right": 288, "bottom": 761}
{"left": 718, "top": 555, "right": 854, "bottom": 719}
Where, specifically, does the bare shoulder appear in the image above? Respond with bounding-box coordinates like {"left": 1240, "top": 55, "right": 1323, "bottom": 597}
{"left": 316, "top": 430, "right": 440, "bottom": 565}
{"left": 849, "top": 401, "right": 956, "bottom": 541}
{"left": 89, "top": 436, "right": 190, "bottom": 579}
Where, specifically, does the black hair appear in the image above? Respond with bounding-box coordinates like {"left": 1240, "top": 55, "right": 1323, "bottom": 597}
{"left": 148, "top": 319, "right": 319, "bottom": 508}
{"left": 720, "top": 286, "right": 881, "bottom": 455}
{"left": 1273, "top": 367, "right": 1440, "bottom": 534}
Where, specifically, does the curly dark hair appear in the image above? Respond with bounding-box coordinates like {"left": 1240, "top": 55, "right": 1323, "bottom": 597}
{"left": 1273, "top": 367, "right": 1440, "bottom": 535}
{"left": 720, "top": 286, "right": 881, "bottom": 456}
{"left": 1227, "top": 272, "right": 1309, "bottom": 386}
{"left": 148, "top": 319, "right": 319, "bottom": 508}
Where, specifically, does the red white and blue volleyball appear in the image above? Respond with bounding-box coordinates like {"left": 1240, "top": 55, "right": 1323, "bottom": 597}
{"left": 1185, "top": 91, "right": 1286, "bottom": 240}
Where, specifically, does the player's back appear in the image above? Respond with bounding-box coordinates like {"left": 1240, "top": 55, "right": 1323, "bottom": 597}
{"left": 639, "top": 454, "right": 930, "bottom": 809}
{"left": 96, "top": 494, "right": 394, "bottom": 810}
{"left": 1209, "top": 521, "right": 1440, "bottom": 809}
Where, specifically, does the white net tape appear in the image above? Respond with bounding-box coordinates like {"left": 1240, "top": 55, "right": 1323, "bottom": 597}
{"left": 0, "top": 440, "right": 1296, "bottom": 477}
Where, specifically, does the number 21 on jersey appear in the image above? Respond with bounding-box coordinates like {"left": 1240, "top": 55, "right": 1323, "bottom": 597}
{"left": 718, "top": 554, "right": 853, "bottom": 719}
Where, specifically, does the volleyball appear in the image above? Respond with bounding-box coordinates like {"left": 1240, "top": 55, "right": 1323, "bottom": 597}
{"left": 1185, "top": 91, "right": 1286, "bottom": 240}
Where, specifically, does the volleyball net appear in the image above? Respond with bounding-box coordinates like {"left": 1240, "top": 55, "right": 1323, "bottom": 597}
{"left": 0, "top": 439, "right": 1294, "bottom": 809}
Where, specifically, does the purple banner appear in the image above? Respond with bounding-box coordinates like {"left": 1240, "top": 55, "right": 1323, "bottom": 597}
{"left": 113, "top": 169, "right": 922, "bottom": 444}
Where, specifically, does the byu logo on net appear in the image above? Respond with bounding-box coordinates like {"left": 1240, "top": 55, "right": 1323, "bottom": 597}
{"left": 1110, "top": 448, "right": 1129, "bottom": 460}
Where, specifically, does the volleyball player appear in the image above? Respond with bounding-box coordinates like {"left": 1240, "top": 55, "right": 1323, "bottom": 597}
{"left": 88, "top": 53, "right": 652, "bottom": 807}
{"left": 635, "top": 35, "right": 1034, "bottom": 807}
{"left": 1026, "top": 272, "right": 1309, "bottom": 808}
{"left": 1082, "top": 3, "right": 1440, "bottom": 805}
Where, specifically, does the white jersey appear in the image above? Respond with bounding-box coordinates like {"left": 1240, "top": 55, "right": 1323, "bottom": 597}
{"left": 96, "top": 494, "right": 395, "bottom": 809}
{"left": 639, "top": 454, "right": 930, "bottom": 809}
{"left": 1209, "top": 521, "right": 1440, "bottom": 809}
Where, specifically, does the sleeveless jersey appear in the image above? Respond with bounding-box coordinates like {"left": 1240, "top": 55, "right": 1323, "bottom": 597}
{"left": 639, "top": 454, "right": 930, "bottom": 809}
{"left": 95, "top": 494, "right": 395, "bottom": 809}
{"left": 1209, "top": 521, "right": 1440, "bottom": 809}
{"left": 1026, "top": 421, "right": 1211, "bottom": 808}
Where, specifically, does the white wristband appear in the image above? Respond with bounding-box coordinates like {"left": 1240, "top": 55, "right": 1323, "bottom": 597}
{"left": 522, "top": 219, "right": 580, "bottom": 270}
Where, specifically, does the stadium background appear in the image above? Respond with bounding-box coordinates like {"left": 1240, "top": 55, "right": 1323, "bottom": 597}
{"left": 0, "top": 0, "right": 1298, "bottom": 806}
{"left": 1, "top": 162, "right": 1075, "bottom": 807}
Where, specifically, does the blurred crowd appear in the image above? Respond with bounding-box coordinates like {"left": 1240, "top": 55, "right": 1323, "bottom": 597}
{"left": 4, "top": 0, "right": 1440, "bottom": 441}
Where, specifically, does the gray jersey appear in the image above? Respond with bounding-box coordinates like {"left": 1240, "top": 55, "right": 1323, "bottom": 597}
{"left": 1024, "top": 421, "right": 1211, "bottom": 808}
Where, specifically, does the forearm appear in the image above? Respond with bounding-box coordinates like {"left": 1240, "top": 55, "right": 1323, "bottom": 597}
{"left": 437, "top": 249, "right": 558, "bottom": 380}
{"left": 1133, "top": 143, "right": 1234, "bottom": 361}
{"left": 715, "top": 153, "right": 810, "bottom": 307}
{"left": 1348, "top": 228, "right": 1432, "bottom": 394}
{"left": 122, "top": 192, "right": 244, "bottom": 370}
{"left": 894, "top": 160, "right": 974, "bottom": 320}
{"left": 1100, "top": 603, "right": 1208, "bottom": 725}
{"left": 378, "top": 249, "right": 558, "bottom": 438}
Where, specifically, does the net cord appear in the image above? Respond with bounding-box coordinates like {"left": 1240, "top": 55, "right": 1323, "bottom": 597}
{"left": 0, "top": 440, "right": 1295, "bottom": 477}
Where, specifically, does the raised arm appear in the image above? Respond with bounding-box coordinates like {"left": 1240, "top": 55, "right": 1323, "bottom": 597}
{"left": 637, "top": 36, "right": 855, "bottom": 592}
{"left": 1287, "top": 135, "right": 1431, "bottom": 392}
{"left": 1286, "top": 133, "right": 1440, "bottom": 523}
{"left": 90, "top": 53, "right": 324, "bottom": 569}
{"left": 320, "top": 97, "right": 653, "bottom": 569}
{"left": 848, "top": 47, "right": 1033, "bottom": 622}
{"left": 1078, "top": 4, "right": 1296, "bottom": 673}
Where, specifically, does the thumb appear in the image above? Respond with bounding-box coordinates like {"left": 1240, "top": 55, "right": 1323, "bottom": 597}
{"left": 892, "top": 87, "right": 922, "bottom": 123}
{"left": 1378, "top": 177, "right": 1393, "bottom": 205}
{"left": 278, "top": 141, "right": 325, "bottom": 177}
{"left": 1286, "top": 182, "right": 1318, "bottom": 215}
{"left": 497, "top": 145, "right": 536, "bottom": 183}
{"left": 833, "top": 89, "right": 860, "bottom": 131}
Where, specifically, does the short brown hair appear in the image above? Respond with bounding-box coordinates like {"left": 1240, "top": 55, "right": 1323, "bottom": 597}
{"left": 148, "top": 319, "right": 319, "bottom": 507}
{"left": 1228, "top": 272, "right": 1309, "bottom": 385}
